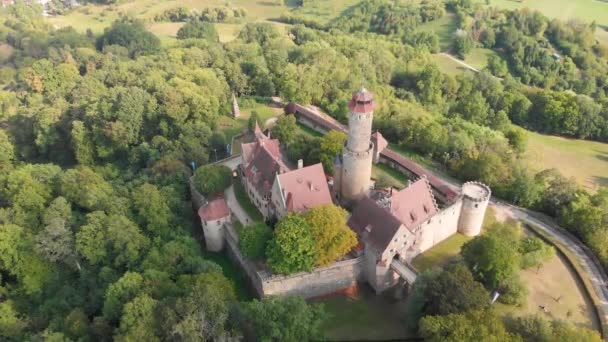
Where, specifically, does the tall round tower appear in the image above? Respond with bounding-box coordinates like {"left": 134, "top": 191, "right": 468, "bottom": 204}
{"left": 339, "top": 88, "right": 375, "bottom": 204}
{"left": 458, "top": 182, "right": 491, "bottom": 237}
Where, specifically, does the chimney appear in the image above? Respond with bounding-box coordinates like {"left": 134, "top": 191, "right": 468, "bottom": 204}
{"left": 297, "top": 159, "right": 303, "bottom": 169}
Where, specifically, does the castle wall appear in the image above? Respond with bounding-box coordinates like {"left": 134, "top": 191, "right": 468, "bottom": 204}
{"left": 261, "top": 257, "right": 366, "bottom": 298}
{"left": 418, "top": 200, "right": 463, "bottom": 254}
{"left": 224, "top": 221, "right": 366, "bottom": 298}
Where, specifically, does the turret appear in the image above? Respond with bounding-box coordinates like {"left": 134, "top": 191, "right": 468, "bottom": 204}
{"left": 339, "top": 87, "right": 376, "bottom": 204}
{"left": 457, "top": 182, "right": 491, "bottom": 237}
{"left": 198, "top": 198, "right": 231, "bottom": 252}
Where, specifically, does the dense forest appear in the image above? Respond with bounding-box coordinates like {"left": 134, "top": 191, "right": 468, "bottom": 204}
{"left": 0, "top": 0, "right": 607, "bottom": 340}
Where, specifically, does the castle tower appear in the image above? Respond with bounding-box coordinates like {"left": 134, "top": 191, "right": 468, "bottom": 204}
{"left": 458, "top": 182, "right": 491, "bottom": 237}
{"left": 338, "top": 87, "right": 375, "bottom": 204}
{"left": 198, "top": 198, "right": 231, "bottom": 252}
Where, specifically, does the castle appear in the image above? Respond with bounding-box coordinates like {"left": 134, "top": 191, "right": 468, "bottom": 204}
{"left": 197, "top": 87, "right": 491, "bottom": 297}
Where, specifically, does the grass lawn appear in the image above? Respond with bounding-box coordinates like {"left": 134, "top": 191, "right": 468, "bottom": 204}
{"left": 232, "top": 180, "right": 264, "bottom": 223}
{"left": 372, "top": 163, "right": 408, "bottom": 189}
{"left": 526, "top": 130, "right": 608, "bottom": 192}
{"left": 289, "top": 0, "right": 362, "bottom": 25}
{"left": 431, "top": 53, "right": 476, "bottom": 76}
{"left": 411, "top": 233, "right": 472, "bottom": 272}
{"left": 475, "top": 0, "right": 608, "bottom": 27}
{"left": 493, "top": 253, "right": 600, "bottom": 331}
{"left": 313, "top": 285, "right": 412, "bottom": 341}
{"left": 418, "top": 13, "right": 458, "bottom": 51}
{"left": 296, "top": 122, "right": 323, "bottom": 138}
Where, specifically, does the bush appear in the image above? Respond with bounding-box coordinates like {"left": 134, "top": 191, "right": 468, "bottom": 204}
{"left": 96, "top": 19, "right": 161, "bottom": 58}
{"left": 239, "top": 223, "right": 272, "bottom": 260}
{"left": 497, "top": 274, "right": 528, "bottom": 306}
{"left": 192, "top": 164, "right": 232, "bottom": 197}
{"left": 176, "top": 21, "right": 219, "bottom": 41}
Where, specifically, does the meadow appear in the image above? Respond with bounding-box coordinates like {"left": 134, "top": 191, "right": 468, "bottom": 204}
{"left": 526, "top": 130, "right": 608, "bottom": 192}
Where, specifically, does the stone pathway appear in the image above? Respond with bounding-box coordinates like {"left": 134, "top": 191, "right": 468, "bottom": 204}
{"left": 225, "top": 184, "right": 252, "bottom": 226}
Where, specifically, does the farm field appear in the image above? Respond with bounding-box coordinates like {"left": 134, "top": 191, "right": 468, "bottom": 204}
{"left": 45, "top": 0, "right": 362, "bottom": 44}
{"left": 526, "top": 130, "right": 608, "bottom": 191}
{"left": 476, "top": 0, "right": 608, "bottom": 26}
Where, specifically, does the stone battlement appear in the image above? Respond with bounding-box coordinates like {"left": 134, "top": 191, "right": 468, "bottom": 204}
{"left": 461, "top": 181, "right": 491, "bottom": 202}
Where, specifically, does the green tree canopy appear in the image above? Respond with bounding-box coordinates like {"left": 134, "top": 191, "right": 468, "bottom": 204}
{"left": 319, "top": 130, "right": 346, "bottom": 174}
{"left": 266, "top": 213, "right": 316, "bottom": 274}
{"left": 192, "top": 164, "right": 232, "bottom": 197}
{"left": 97, "top": 19, "right": 161, "bottom": 57}
{"left": 238, "top": 297, "right": 327, "bottom": 342}
{"left": 421, "top": 262, "right": 490, "bottom": 316}
{"left": 303, "top": 204, "right": 357, "bottom": 266}
{"left": 419, "top": 310, "right": 522, "bottom": 342}
{"left": 177, "top": 21, "right": 219, "bottom": 41}
{"left": 239, "top": 222, "right": 273, "bottom": 260}
{"left": 272, "top": 115, "right": 298, "bottom": 146}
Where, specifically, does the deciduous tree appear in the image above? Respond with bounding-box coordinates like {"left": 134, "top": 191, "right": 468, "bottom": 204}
{"left": 266, "top": 213, "right": 316, "bottom": 274}
{"left": 303, "top": 204, "right": 357, "bottom": 266}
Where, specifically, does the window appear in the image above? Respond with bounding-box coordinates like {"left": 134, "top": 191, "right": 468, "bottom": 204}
{"left": 216, "top": 220, "right": 220, "bottom": 224}
{"left": 475, "top": 204, "right": 479, "bottom": 208}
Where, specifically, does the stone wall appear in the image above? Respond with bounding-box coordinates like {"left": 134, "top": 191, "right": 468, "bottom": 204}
{"left": 224, "top": 222, "right": 365, "bottom": 298}
{"left": 260, "top": 256, "right": 366, "bottom": 298}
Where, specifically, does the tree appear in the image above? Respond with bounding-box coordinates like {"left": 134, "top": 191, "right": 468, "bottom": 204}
{"left": 319, "top": 130, "right": 346, "bottom": 174}
{"left": 266, "top": 213, "right": 316, "bottom": 274}
{"left": 238, "top": 297, "right": 327, "bottom": 342}
{"left": 507, "top": 315, "right": 602, "bottom": 342}
{"left": 519, "top": 236, "right": 554, "bottom": 269}
{"left": 60, "top": 167, "right": 113, "bottom": 211}
{"left": 419, "top": 310, "right": 521, "bottom": 342}
{"left": 76, "top": 211, "right": 150, "bottom": 268}
{"left": 116, "top": 294, "right": 159, "bottom": 341}
{"left": 422, "top": 262, "right": 490, "bottom": 316}
{"left": 461, "top": 230, "right": 521, "bottom": 289}
{"left": 35, "top": 218, "right": 76, "bottom": 265}
{"left": 192, "top": 164, "right": 232, "bottom": 197}
{"left": 239, "top": 222, "right": 273, "bottom": 260}
{"left": 177, "top": 21, "right": 219, "bottom": 41}
{"left": 0, "top": 130, "right": 14, "bottom": 170}
{"left": 454, "top": 30, "right": 474, "bottom": 59}
{"left": 272, "top": 115, "right": 298, "bottom": 146}
{"left": 132, "top": 183, "right": 172, "bottom": 238}
{"left": 303, "top": 205, "right": 357, "bottom": 266}
{"left": 248, "top": 111, "right": 260, "bottom": 132}
{"left": 96, "top": 19, "right": 161, "bottom": 57}
{"left": 0, "top": 301, "right": 26, "bottom": 339}
{"left": 103, "top": 272, "right": 144, "bottom": 322}
{"left": 159, "top": 272, "right": 237, "bottom": 341}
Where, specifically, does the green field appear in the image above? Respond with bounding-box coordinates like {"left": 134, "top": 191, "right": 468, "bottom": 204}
{"left": 526, "top": 130, "right": 608, "bottom": 191}
{"left": 418, "top": 12, "right": 458, "bottom": 51}
{"left": 411, "top": 233, "right": 472, "bottom": 272}
{"left": 45, "top": 0, "right": 360, "bottom": 44}
{"left": 476, "top": 0, "right": 608, "bottom": 26}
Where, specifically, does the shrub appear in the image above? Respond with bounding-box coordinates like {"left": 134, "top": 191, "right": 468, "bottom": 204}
{"left": 239, "top": 223, "right": 272, "bottom": 260}
{"left": 192, "top": 164, "right": 232, "bottom": 197}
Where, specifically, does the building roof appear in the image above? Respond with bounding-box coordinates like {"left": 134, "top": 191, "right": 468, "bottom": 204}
{"left": 198, "top": 198, "right": 230, "bottom": 221}
{"left": 348, "top": 87, "right": 375, "bottom": 112}
{"left": 277, "top": 163, "right": 332, "bottom": 213}
{"left": 243, "top": 142, "right": 289, "bottom": 196}
{"left": 390, "top": 177, "right": 438, "bottom": 230}
{"left": 347, "top": 197, "right": 403, "bottom": 252}
{"left": 242, "top": 138, "right": 281, "bottom": 166}
{"left": 372, "top": 131, "right": 388, "bottom": 153}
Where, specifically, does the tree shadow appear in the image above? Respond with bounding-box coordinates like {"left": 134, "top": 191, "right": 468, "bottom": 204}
{"left": 595, "top": 149, "right": 608, "bottom": 162}
{"left": 591, "top": 176, "right": 608, "bottom": 187}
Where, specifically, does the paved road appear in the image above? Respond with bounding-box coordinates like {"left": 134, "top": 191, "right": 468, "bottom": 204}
{"left": 224, "top": 184, "right": 252, "bottom": 226}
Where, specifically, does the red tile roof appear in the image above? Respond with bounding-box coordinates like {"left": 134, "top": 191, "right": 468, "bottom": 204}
{"left": 347, "top": 197, "right": 403, "bottom": 252}
{"left": 277, "top": 163, "right": 332, "bottom": 213}
{"left": 198, "top": 198, "right": 230, "bottom": 221}
{"left": 372, "top": 131, "right": 388, "bottom": 153}
{"left": 243, "top": 142, "right": 289, "bottom": 196}
{"left": 348, "top": 88, "right": 375, "bottom": 112}
{"left": 389, "top": 177, "right": 438, "bottom": 230}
